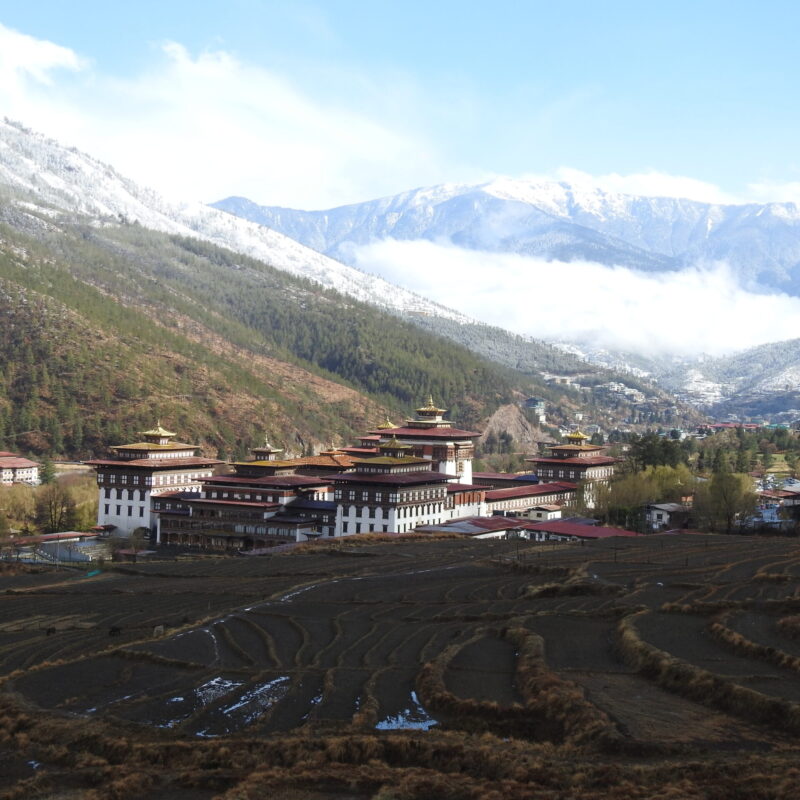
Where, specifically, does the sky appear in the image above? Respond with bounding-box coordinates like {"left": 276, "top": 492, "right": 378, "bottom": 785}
{"left": 1, "top": 2, "right": 800, "bottom": 356}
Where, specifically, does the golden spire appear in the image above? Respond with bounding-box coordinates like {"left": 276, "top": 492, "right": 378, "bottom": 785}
{"left": 376, "top": 416, "right": 398, "bottom": 430}
{"left": 416, "top": 395, "right": 446, "bottom": 415}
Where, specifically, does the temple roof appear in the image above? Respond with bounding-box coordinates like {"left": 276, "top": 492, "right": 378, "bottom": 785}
{"left": 141, "top": 423, "right": 176, "bottom": 438}
{"left": 416, "top": 395, "right": 447, "bottom": 415}
{"left": 375, "top": 416, "right": 398, "bottom": 430}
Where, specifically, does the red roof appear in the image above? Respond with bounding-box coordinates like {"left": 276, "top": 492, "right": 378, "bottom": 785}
{"left": 332, "top": 471, "right": 454, "bottom": 486}
{"left": 485, "top": 482, "right": 577, "bottom": 501}
{"left": 182, "top": 498, "right": 281, "bottom": 509}
{"left": 203, "top": 475, "right": 331, "bottom": 488}
{"left": 0, "top": 457, "right": 40, "bottom": 469}
{"left": 527, "top": 456, "right": 618, "bottom": 466}
{"left": 369, "top": 426, "right": 480, "bottom": 439}
{"left": 446, "top": 483, "right": 487, "bottom": 493}
{"left": 86, "top": 457, "right": 222, "bottom": 468}
{"left": 525, "top": 520, "right": 638, "bottom": 539}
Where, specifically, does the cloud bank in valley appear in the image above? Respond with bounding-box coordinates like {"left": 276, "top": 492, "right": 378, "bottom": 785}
{"left": 352, "top": 239, "right": 800, "bottom": 357}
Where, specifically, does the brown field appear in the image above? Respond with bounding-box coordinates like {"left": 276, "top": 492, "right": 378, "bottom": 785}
{"left": 2, "top": 533, "right": 800, "bottom": 798}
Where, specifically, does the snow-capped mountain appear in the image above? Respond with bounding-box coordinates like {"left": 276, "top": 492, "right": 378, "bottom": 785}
{"left": 214, "top": 178, "right": 800, "bottom": 295}
{"left": 0, "top": 119, "right": 468, "bottom": 322}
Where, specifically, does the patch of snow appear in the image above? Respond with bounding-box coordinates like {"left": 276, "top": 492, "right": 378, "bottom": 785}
{"left": 375, "top": 691, "right": 438, "bottom": 731}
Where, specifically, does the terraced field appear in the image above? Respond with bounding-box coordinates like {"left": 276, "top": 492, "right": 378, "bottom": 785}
{"left": 1, "top": 533, "right": 800, "bottom": 799}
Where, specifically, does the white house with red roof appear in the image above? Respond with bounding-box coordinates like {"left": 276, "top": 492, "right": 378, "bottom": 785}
{"left": 0, "top": 452, "right": 40, "bottom": 485}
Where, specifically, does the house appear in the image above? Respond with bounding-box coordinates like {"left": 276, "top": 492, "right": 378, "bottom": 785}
{"left": 522, "top": 520, "right": 639, "bottom": 542}
{"left": 0, "top": 452, "right": 40, "bottom": 485}
{"left": 645, "top": 503, "right": 691, "bottom": 531}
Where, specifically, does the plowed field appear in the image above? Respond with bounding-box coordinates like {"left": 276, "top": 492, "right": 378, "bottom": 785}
{"left": 2, "top": 533, "right": 800, "bottom": 799}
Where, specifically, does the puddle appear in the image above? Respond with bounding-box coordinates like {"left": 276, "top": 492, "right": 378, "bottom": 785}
{"left": 375, "top": 691, "right": 438, "bottom": 731}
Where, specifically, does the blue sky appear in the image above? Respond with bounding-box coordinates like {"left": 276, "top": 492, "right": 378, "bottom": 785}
{"left": 1, "top": 1, "right": 800, "bottom": 207}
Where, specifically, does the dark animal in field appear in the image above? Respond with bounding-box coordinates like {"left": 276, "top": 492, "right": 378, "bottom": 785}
{"left": 108, "top": 626, "right": 121, "bottom": 637}
{"left": 45, "top": 626, "right": 56, "bottom": 636}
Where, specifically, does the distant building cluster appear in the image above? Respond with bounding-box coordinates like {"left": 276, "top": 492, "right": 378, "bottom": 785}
{"left": 89, "top": 401, "right": 622, "bottom": 552}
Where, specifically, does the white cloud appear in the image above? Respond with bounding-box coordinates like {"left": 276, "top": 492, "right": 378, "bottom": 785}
{"left": 551, "top": 167, "right": 739, "bottom": 205}
{"left": 745, "top": 180, "right": 800, "bottom": 207}
{"left": 352, "top": 239, "right": 800, "bottom": 357}
{"left": 0, "top": 22, "right": 85, "bottom": 84}
{"left": 0, "top": 25, "right": 444, "bottom": 208}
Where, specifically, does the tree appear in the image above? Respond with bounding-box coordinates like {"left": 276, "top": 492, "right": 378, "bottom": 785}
{"left": 34, "top": 483, "right": 77, "bottom": 534}
{"left": 38, "top": 457, "right": 56, "bottom": 485}
{"left": 695, "top": 472, "right": 758, "bottom": 533}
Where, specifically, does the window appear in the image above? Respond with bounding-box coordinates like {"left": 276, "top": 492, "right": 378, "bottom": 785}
{"left": 104, "top": 504, "right": 109, "bottom": 515}
{"left": 116, "top": 505, "right": 121, "bottom": 515}
{"left": 139, "top": 507, "right": 144, "bottom": 517}
{"left": 104, "top": 488, "right": 111, "bottom": 499}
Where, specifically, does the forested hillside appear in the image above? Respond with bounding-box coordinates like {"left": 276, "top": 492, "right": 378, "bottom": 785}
{"left": 0, "top": 202, "right": 531, "bottom": 459}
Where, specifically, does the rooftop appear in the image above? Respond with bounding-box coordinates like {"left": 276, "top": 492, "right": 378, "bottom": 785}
{"left": 332, "top": 471, "right": 455, "bottom": 486}
{"left": 369, "top": 426, "right": 480, "bottom": 439}
{"left": 485, "top": 482, "right": 577, "bottom": 501}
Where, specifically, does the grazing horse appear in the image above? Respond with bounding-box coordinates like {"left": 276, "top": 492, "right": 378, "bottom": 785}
{"left": 108, "top": 626, "right": 122, "bottom": 637}
{"left": 45, "top": 626, "right": 56, "bottom": 637}
{"left": 152, "top": 624, "right": 165, "bottom": 637}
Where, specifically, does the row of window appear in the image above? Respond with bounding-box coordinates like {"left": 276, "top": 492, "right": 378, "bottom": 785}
{"left": 103, "top": 504, "right": 145, "bottom": 518}
{"left": 104, "top": 488, "right": 147, "bottom": 501}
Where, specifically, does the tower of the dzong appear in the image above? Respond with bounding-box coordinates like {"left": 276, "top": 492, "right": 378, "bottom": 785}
{"left": 370, "top": 397, "right": 479, "bottom": 483}
{"left": 527, "top": 430, "right": 617, "bottom": 507}
{"left": 87, "top": 423, "right": 222, "bottom": 537}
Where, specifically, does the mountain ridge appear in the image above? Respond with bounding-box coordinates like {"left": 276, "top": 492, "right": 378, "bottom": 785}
{"left": 213, "top": 177, "right": 800, "bottom": 294}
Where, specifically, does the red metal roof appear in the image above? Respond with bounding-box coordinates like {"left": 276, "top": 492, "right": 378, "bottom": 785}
{"left": 485, "top": 482, "right": 577, "bottom": 501}
{"left": 332, "top": 471, "right": 454, "bottom": 486}
{"left": 0, "top": 457, "right": 40, "bottom": 469}
{"left": 527, "top": 456, "right": 618, "bottom": 466}
{"left": 203, "top": 475, "right": 330, "bottom": 488}
{"left": 368, "top": 426, "right": 480, "bottom": 439}
{"left": 86, "top": 457, "right": 222, "bottom": 468}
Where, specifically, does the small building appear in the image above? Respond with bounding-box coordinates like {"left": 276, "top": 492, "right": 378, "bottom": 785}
{"left": 645, "top": 503, "right": 691, "bottom": 531}
{"left": 525, "top": 504, "right": 562, "bottom": 521}
{"left": 0, "top": 452, "right": 40, "bottom": 485}
{"left": 523, "top": 520, "right": 639, "bottom": 542}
